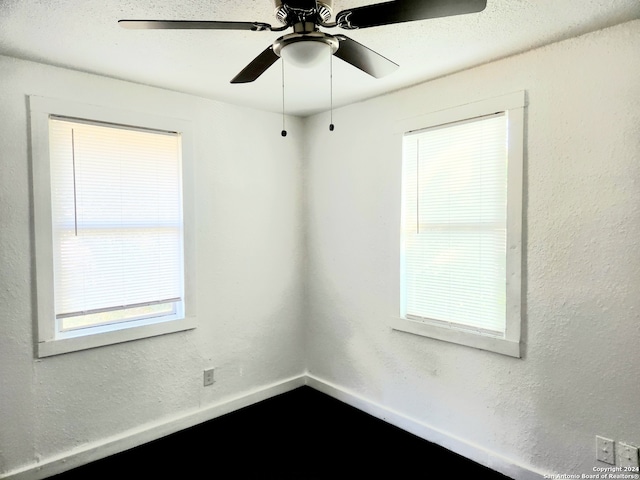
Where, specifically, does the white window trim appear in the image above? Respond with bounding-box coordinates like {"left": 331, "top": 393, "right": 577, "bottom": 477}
{"left": 391, "top": 91, "right": 525, "bottom": 358}
{"left": 30, "top": 96, "right": 197, "bottom": 358}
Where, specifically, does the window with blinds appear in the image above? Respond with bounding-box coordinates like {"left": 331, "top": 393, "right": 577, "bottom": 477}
{"left": 401, "top": 113, "right": 508, "bottom": 336}
{"left": 48, "top": 117, "right": 184, "bottom": 333}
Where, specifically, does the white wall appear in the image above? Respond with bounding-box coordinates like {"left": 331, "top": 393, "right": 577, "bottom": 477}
{"left": 3, "top": 18, "right": 640, "bottom": 480}
{"left": 303, "top": 20, "right": 640, "bottom": 478}
{"left": 0, "top": 55, "right": 305, "bottom": 477}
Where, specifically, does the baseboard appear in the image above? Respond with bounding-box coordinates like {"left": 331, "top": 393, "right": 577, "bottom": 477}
{"left": 304, "top": 374, "right": 546, "bottom": 480}
{"left": 3, "top": 373, "right": 546, "bottom": 480}
{"left": 1, "top": 374, "right": 306, "bottom": 480}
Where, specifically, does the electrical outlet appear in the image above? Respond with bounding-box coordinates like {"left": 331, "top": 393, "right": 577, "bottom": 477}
{"left": 618, "top": 443, "right": 639, "bottom": 468}
{"left": 203, "top": 368, "right": 215, "bottom": 387}
{"left": 596, "top": 436, "right": 615, "bottom": 465}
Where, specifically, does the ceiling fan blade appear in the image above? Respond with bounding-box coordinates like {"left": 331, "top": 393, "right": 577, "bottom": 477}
{"left": 334, "top": 35, "right": 398, "bottom": 78}
{"left": 231, "top": 46, "right": 280, "bottom": 83}
{"left": 118, "top": 20, "right": 274, "bottom": 31}
{"left": 336, "top": 0, "right": 487, "bottom": 29}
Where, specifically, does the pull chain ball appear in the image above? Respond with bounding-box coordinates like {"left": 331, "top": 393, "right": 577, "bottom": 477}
{"left": 281, "top": 130, "right": 287, "bottom": 137}
{"left": 329, "top": 124, "right": 335, "bottom": 131}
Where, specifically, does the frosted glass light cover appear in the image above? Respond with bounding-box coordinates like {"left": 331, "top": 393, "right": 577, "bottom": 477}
{"left": 280, "top": 41, "right": 330, "bottom": 68}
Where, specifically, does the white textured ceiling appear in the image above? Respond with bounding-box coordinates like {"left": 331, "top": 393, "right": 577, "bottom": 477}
{"left": 0, "top": 1, "right": 638, "bottom": 116}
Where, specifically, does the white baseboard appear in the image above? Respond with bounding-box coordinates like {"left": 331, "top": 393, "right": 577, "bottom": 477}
{"left": 305, "top": 374, "right": 547, "bottom": 480}
{"left": 3, "top": 374, "right": 546, "bottom": 480}
{"left": 1, "top": 375, "right": 306, "bottom": 480}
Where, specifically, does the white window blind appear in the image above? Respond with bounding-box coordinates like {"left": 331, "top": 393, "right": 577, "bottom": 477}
{"left": 402, "top": 113, "right": 507, "bottom": 335}
{"left": 48, "top": 117, "right": 184, "bottom": 332}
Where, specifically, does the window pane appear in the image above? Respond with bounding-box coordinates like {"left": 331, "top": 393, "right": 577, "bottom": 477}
{"left": 49, "top": 118, "right": 184, "bottom": 328}
{"left": 402, "top": 113, "right": 507, "bottom": 334}
{"left": 404, "top": 230, "right": 506, "bottom": 332}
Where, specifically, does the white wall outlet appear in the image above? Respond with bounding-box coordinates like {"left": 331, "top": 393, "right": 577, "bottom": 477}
{"left": 618, "top": 443, "right": 639, "bottom": 468}
{"left": 596, "top": 436, "right": 615, "bottom": 464}
{"left": 203, "top": 368, "right": 215, "bottom": 387}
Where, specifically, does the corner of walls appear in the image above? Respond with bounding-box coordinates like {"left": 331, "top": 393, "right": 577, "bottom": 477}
{"left": 299, "top": 115, "right": 316, "bottom": 370}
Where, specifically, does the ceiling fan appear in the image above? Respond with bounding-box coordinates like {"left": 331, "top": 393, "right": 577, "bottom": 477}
{"left": 119, "top": 0, "right": 487, "bottom": 84}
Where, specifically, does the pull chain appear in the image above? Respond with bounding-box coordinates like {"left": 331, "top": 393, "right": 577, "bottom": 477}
{"left": 281, "top": 60, "right": 287, "bottom": 137}
{"left": 329, "top": 52, "right": 335, "bottom": 132}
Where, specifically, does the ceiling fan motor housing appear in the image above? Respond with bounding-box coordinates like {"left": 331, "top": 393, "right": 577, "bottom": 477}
{"left": 274, "top": 0, "right": 334, "bottom": 27}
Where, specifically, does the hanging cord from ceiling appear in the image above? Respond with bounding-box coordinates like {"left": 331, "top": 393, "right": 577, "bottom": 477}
{"left": 71, "top": 128, "right": 78, "bottom": 236}
{"left": 281, "top": 59, "right": 287, "bottom": 137}
{"left": 329, "top": 49, "right": 335, "bottom": 132}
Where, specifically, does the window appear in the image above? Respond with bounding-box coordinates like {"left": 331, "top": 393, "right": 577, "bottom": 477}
{"left": 30, "top": 97, "right": 196, "bottom": 357}
{"left": 392, "top": 92, "right": 525, "bottom": 357}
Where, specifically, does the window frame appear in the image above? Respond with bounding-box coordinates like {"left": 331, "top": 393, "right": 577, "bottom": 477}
{"left": 391, "top": 91, "right": 525, "bottom": 358}
{"left": 30, "top": 96, "right": 197, "bottom": 358}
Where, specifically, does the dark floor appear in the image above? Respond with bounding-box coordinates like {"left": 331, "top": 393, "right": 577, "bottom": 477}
{"left": 49, "top": 386, "right": 512, "bottom": 479}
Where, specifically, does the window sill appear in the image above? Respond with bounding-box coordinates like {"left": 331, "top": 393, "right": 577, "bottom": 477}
{"left": 390, "top": 317, "right": 521, "bottom": 358}
{"left": 37, "top": 316, "right": 197, "bottom": 358}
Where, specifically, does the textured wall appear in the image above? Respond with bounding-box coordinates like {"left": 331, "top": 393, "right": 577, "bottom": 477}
{"left": 0, "top": 55, "right": 305, "bottom": 475}
{"left": 303, "top": 20, "right": 640, "bottom": 477}
{"left": 2, "top": 18, "right": 640, "bottom": 479}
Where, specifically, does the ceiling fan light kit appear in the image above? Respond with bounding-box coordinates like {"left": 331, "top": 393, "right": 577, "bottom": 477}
{"left": 274, "top": 32, "right": 339, "bottom": 69}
